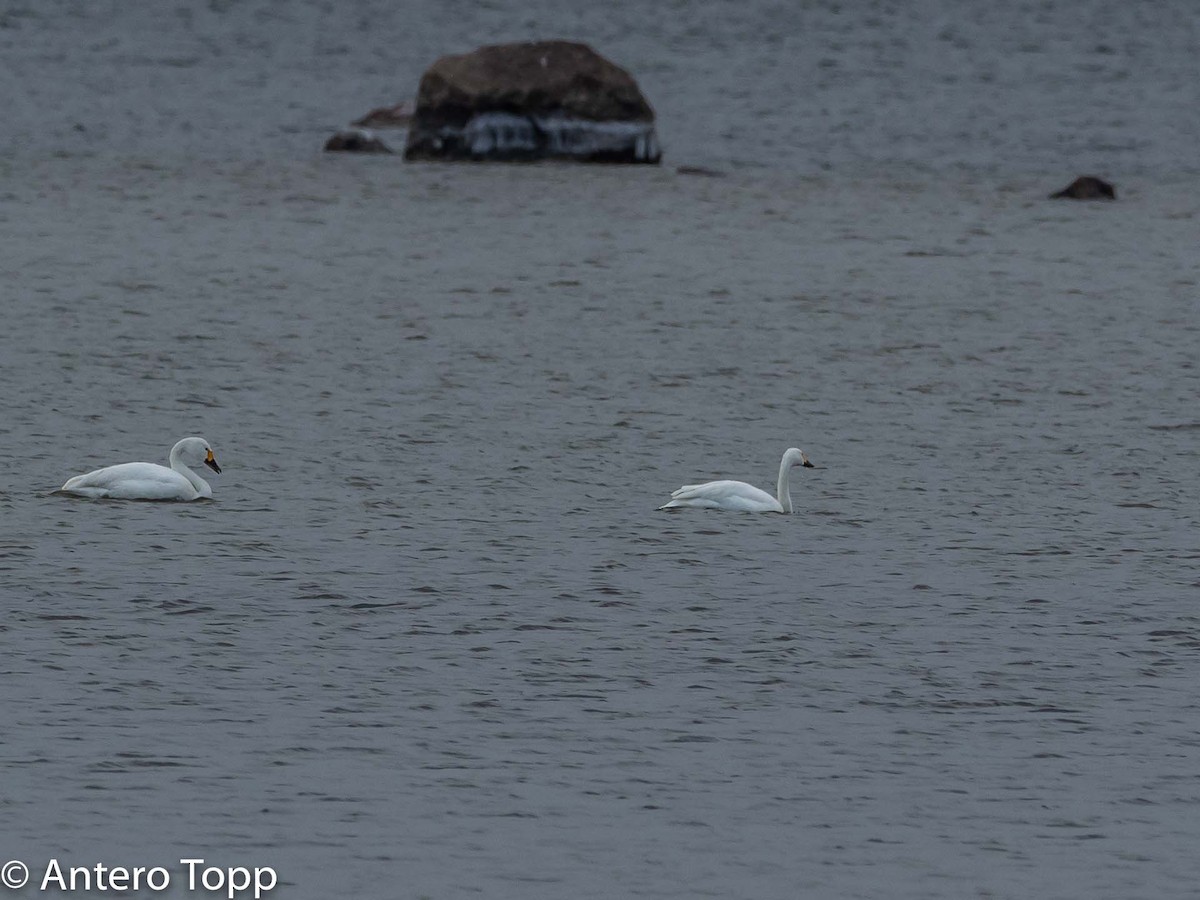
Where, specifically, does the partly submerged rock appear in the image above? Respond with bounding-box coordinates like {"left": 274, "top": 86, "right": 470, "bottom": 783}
{"left": 352, "top": 101, "right": 415, "bottom": 129}
{"left": 324, "top": 128, "right": 394, "bottom": 154}
{"left": 404, "top": 40, "right": 660, "bottom": 163}
{"left": 1049, "top": 176, "right": 1116, "bottom": 200}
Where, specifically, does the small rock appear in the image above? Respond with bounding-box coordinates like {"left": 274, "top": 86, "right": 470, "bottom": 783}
{"left": 324, "top": 129, "right": 393, "bottom": 154}
{"left": 404, "top": 40, "right": 661, "bottom": 164}
{"left": 1049, "top": 176, "right": 1116, "bottom": 200}
{"left": 351, "top": 101, "right": 415, "bottom": 129}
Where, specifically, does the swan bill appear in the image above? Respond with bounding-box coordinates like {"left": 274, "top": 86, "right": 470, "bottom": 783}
{"left": 802, "top": 459, "right": 814, "bottom": 468}
{"left": 205, "top": 449, "right": 222, "bottom": 474}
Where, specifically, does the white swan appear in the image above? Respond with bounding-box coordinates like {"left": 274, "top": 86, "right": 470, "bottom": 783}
{"left": 659, "top": 447, "right": 814, "bottom": 513}
{"left": 59, "top": 436, "right": 222, "bottom": 501}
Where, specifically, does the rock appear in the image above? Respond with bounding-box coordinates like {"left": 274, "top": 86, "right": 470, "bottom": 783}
{"left": 404, "top": 40, "right": 660, "bottom": 163}
{"left": 1049, "top": 176, "right": 1116, "bottom": 200}
{"left": 352, "top": 101, "right": 415, "bottom": 129}
{"left": 324, "top": 129, "right": 394, "bottom": 154}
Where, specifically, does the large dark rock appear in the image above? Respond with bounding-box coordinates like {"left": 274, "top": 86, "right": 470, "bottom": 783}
{"left": 1050, "top": 176, "right": 1116, "bottom": 200}
{"left": 404, "top": 41, "right": 661, "bottom": 164}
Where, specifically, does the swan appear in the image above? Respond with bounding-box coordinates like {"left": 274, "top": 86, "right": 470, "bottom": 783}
{"left": 659, "top": 447, "right": 814, "bottom": 513}
{"left": 58, "top": 436, "right": 221, "bottom": 501}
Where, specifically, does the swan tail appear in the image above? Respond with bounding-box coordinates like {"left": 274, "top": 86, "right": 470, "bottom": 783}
{"left": 59, "top": 475, "right": 109, "bottom": 497}
{"left": 660, "top": 483, "right": 711, "bottom": 509}
{"left": 58, "top": 486, "right": 111, "bottom": 499}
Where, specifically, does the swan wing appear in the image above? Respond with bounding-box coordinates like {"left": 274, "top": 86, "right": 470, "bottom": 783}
{"left": 660, "top": 480, "right": 782, "bottom": 512}
{"left": 60, "top": 462, "right": 199, "bottom": 501}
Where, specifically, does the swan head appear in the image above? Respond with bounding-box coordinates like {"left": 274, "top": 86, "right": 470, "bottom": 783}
{"left": 173, "top": 436, "right": 221, "bottom": 474}
{"left": 782, "top": 447, "right": 814, "bottom": 469}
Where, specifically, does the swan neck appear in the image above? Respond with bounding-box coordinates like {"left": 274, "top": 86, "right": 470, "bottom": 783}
{"left": 169, "top": 446, "right": 209, "bottom": 496}
{"left": 777, "top": 458, "right": 793, "bottom": 514}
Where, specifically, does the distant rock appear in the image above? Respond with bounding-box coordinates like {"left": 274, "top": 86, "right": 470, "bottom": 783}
{"left": 324, "top": 129, "right": 394, "bottom": 154}
{"left": 1049, "top": 176, "right": 1116, "bottom": 200}
{"left": 352, "top": 101, "right": 415, "bottom": 129}
{"left": 404, "top": 40, "right": 661, "bottom": 163}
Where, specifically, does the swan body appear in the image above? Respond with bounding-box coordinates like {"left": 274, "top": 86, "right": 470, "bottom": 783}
{"left": 659, "top": 447, "right": 813, "bottom": 513}
{"left": 59, "top": 437, "right": 221, "bottom": 501}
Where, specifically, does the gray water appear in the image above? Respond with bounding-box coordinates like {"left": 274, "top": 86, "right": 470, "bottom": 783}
{"left": 4, "top": 3, "right": 1200, "bottom": 899}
